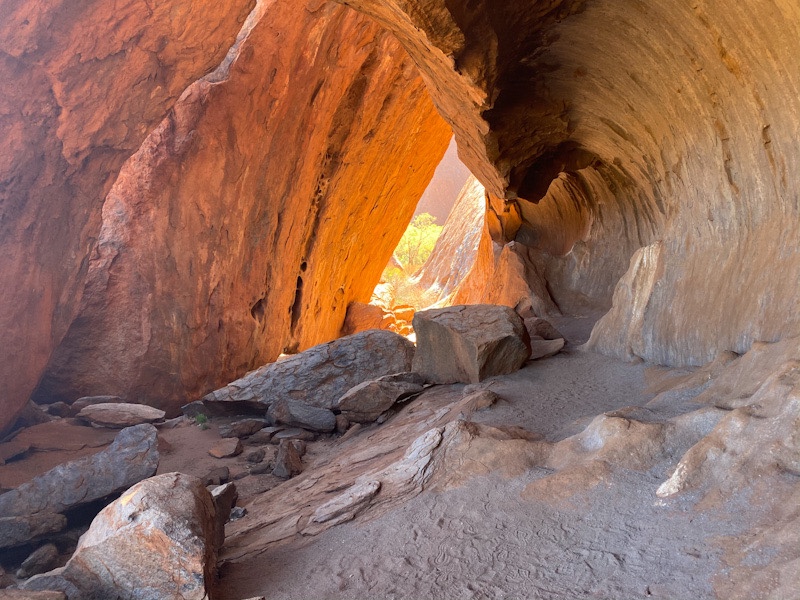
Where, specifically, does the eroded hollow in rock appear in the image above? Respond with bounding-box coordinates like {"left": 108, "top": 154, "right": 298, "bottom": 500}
{"left": 0, "top": 0, "right": 799, "bottom": 598}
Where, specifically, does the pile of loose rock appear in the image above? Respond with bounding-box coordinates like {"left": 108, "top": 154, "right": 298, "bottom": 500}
{"left": 0, "top": 305, "right": 564, "bottom": 599}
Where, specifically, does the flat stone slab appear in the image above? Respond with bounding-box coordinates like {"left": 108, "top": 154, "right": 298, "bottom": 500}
{"left": 76, "top": 403, "right": 166, "bottom": 428}
{"left": 335, "top": 372, "right": 426, "bottom": 423}
{"left": 203, "top": 329, "right": 415, "bottom": 411}
{"left": 529, "top": 338, "right": 565, "bottom": 360}
{"left": 209, "top": 438, "right": 243, "bottom": 458}
{"left": 0, "top": 513, "right": 67, "bottom": 549}
{"left": 268, "top": 399, "right": 336, "bottom": 432}
{"left": 0, "top": 424, "right": 159, "bottom": 518}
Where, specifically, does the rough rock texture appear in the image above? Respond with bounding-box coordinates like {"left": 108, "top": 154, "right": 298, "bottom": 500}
{"left": 338, "top": 0, "right": 800, "bottom": 367}
{"left": 209, "top": 439, "right": 243, "bottom": 460}
{"left": 414, "top": 136, "right": 472, "bottom": 224}
{"left": 0, "top": 592, "right": 65, "bottom": 600}
{"left": 0, "top": 514, "right": 66, "bottom": 550}
{"left": 0, "top": 0, "right": 255, "bottom": 432}
{"left": 272, "top": 440, "right": 304, "bottom": 480}
{"left": 30, "top": 0, "right": 451, "bottom": 413}
{"left": 528, "top": 338, "right": 565, "bottom": 361}
{"left": 204, "top": 330, "right": 415, "bottom": 411}
{"left": 268, "top": 399, "right": 336, "bottom": 433}
{"left": 412, "top": 305, "right": 530, "bottom": 383}
{"left": 17, "top": 543, "right": 60, "bottom": 578}
{"left": 340, "top": 302, "right": 391, "bottom": 337}
{"left": 414, "top": 176, "right": 486, "bottom": 302}
{"left": 218, "top": 419, "right": 267, "bottom": 440}
{"left": 0, "top": 424, "right": 158, "bottom": 518}
{"left": 76, "top": 403, "right": 166, "bottom": 428}
{"left": 334, "top": 373, "right": 426, "bottom": 423}
{"left": 23, "top": 472, "right": 219, "bottom": 600}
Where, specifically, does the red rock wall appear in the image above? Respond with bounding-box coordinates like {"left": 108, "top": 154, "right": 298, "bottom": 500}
{"left": 340, "top": 0, "right": 800, "bottom": 366}
{"left": 31, "top": 1, "right": 451, "bottom": 410}
{"left": 0, "top": 0, "right": 255, "bottom": 431}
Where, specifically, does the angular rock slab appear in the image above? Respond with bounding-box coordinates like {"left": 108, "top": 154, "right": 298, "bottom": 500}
{"left": 76, "top": 403, "right": 166, "bottom": 428}
{"left": 203, "top": 330, "right": 415, "bottom": 411}
{"left": 24, "top": 473, "right": 219, "bottom": 600}
{"left": 0, "top": 424, "right": 159, "bottom": 518}
{"left": 412, "top": 305, "right": 531, "bottom": 384}
{"left": 208, "top": 438, "right": 243, "bottom": 459}
{"left": 0, "top": 513, "right": 67, "bottom": 550}
{"left": 334, "top": 372, "right": 426, "bottom": 423}
{"left": 272, "top": 440, "right": 304, "bottom": 479}
{"left": 268, "top": 399, "right": 336, "bottom": 432}
{"left": 529, "top": 338, "right": 565, "bottom": 361}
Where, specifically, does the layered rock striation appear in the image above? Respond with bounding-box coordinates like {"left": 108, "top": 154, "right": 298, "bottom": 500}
{"left": 0, "top": 0, "right": 256, "bottom": 430}
{"left": 339, "top": 0, "right": 800, "bottom": 365}
{"left": 27, "top": 1, "right": 450, "bottom": 412}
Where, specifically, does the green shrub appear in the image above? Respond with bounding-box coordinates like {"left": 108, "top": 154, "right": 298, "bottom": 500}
{"left": 393, "top": 213, "right": 442, "bottom": 273}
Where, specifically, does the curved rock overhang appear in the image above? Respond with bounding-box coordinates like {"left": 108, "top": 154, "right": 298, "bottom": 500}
{"left": 0, "top": 0, "right": 451, "bottom": 427}
{"left": 338, "top": 0, "right": 800, "bottom": 366}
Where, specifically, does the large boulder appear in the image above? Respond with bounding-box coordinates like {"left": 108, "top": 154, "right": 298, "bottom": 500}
{"left": 24, "top": 473, "right": 219, "bottom": 600}
{"left": 203, "top": 330, "right": 415, "bottom": 411}
{"left": 340, "top": 302, "right": 391, "bottom": 336}
{"left": 334, "top": 373, "right": 426, "bottom": 423}
{"left": 412, "top": 305, "right": 531, "bottom": 384}
{"left": 0, "top": 424, "right": 159, "bottom": 518}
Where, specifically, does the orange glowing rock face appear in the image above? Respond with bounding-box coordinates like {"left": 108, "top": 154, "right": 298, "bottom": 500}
{"left": 23, "top": 1, "right": 450, "bottom": 418}
{"left": 4, "top": 0, "right": 800, "bottom": 433}
{"left": 0, "top": 0, "right": 257, "bottom": 432}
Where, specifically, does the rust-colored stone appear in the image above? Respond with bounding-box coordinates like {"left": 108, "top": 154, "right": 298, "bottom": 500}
{"left": 31, "top": 1, "right": 451, "bottom": 411}
{"left": 0, "top": 0, "right": 255, "bottom": 432}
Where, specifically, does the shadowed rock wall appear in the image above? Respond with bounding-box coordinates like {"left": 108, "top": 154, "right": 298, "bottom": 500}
{"left": 30, "top": 1, "right": 451, "bottom": 411}
{"left": 0, "top": 0, "right": 255, "bottom": 430}
{"left": 339, "top": 0, "right": 800, "bottom": 366}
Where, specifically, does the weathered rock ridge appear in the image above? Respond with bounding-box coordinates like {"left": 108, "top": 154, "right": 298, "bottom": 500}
{"left": 0, "top": 0, "right": 256, "bottom": 430}
{"left": 12, "top": 1, "right": 450, "bottom": 417}
{"left": 339, "top": 0, "right": 800, "bottom": 366}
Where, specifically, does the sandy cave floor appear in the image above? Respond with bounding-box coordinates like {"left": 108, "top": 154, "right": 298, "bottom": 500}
{"left": 0, "top": 314, "right": 789, "bottom": 598}
{"left": 209, "top": 316, "right": 769, "bottom": 600}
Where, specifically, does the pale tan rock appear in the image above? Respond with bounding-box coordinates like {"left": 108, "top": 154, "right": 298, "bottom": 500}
{"left": 529, "top": 338, "right": 565, "bottom": 361}
{"left": 412, "top": 305, "right": 531, "bottom": 384}
{"left": 524, "top": 318, "right": 564, "bottom": 341}
{"left": 77, "top": 403, "right": 166, "bottom": 428}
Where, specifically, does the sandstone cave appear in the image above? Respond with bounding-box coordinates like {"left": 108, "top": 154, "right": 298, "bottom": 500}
{"left": 0, "top": 0, "right": 798, "bottom": 598}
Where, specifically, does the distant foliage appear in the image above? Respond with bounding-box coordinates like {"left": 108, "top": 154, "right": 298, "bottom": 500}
{"left": 393, "top": 213, "right": 443, "bottom": 273}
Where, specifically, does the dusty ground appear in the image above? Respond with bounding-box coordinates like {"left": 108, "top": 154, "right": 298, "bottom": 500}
{"left": 1, "top": 315, "right": 796, "bottom": 599}
{"left": 215, "top": 316, "right": 750, "bottom": 599}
